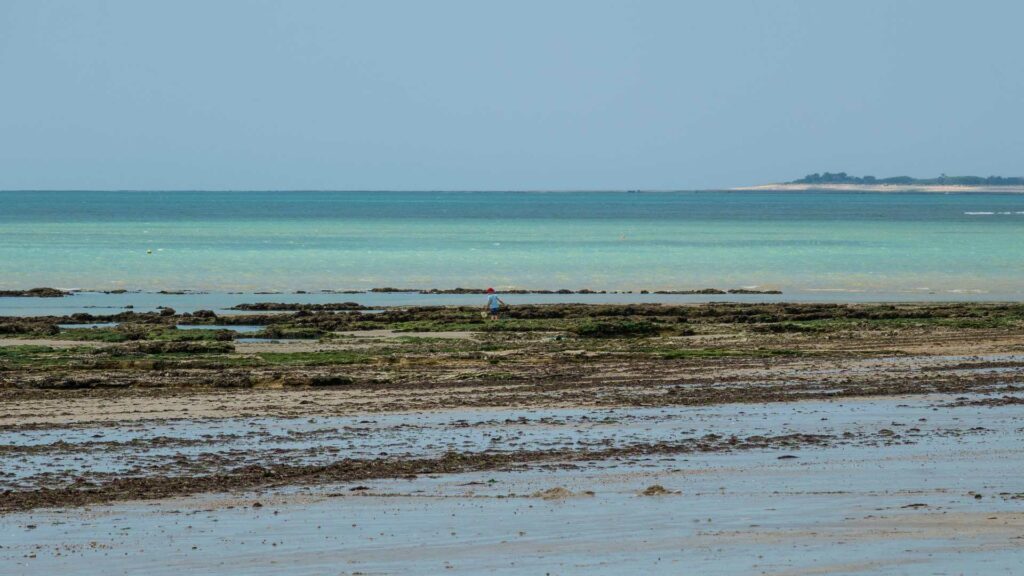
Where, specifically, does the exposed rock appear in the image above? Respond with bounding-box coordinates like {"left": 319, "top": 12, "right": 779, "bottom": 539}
{"left": 532, "top": 486, "right": 577, "bottom": 500}
{"left": 106, "top": 341, "right": 235, "bottom": 355}
{"left": 654, "top": 288, "right": 727, "bottom": 295}
{"left": 0, "top": 287, "right": 69, "bottom": 297}
{"left": 281, "top": 374, "right": 355, "bottom": 387}
{"left": 639, "top": 484, "right": 676, "bottom": 496}
{"left": 0, "top": 320, "right": 60, "bottom": 336}
{"left": 231, "top": 302, "right": 365, "bottom": 311}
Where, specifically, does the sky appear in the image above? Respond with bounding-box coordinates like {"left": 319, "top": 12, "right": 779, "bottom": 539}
{"left": 1, "top": 0, "right": 1022, "bottom": 190}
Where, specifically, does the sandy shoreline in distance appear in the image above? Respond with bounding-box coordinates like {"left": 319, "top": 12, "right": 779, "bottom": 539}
{"left": 732, "top": 183, "right": 1024, "bottom": 193}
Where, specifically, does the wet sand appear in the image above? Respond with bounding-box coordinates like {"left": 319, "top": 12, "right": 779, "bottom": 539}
{"left": 2, "top": 302, "right": 1024, "bottom": 572}
{"left": 2, "top": 396, "right": 1023, "bottom": 574}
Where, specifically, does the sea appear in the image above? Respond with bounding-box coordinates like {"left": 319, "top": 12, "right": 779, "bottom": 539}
{"left": 2, "top": 190, "right": 1023, "bottom": 314}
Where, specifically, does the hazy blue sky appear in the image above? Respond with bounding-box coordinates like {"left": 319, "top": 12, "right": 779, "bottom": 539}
{"left": 2, "top": 0, "right": 1022, "bottom": 190}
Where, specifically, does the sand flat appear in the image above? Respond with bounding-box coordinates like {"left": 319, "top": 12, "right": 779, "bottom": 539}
{"left": 3, "top": 395, "right": 1023, "bottom": 574}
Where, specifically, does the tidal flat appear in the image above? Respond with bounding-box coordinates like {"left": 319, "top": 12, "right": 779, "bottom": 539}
{"left": 2, "top": 302, "right": 1024, "bottom": 573}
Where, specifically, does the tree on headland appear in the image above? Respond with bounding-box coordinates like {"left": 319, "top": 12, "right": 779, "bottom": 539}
{"left": 791, "top": 173, "right": 1024, "bottom": 186}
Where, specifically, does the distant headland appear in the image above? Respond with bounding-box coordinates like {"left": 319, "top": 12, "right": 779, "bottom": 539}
{"left": 734, "top": 172, "right": 1024, "bottom": 193}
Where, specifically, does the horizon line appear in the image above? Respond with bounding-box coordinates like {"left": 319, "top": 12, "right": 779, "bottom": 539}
{"left": 0, "top": 188, "right": 730, "bottom": 193}
{"left": 3, "top": 187, "right": 1024, "bottom": 194}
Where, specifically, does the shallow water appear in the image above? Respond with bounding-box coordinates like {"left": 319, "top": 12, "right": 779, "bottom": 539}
{"left": 3, "top": 395, "right": 1023, "bottom": 575}
{"left": 3, "top": 191, "right": 1024, "bottom": 294}
{"left": 3, "top": 288, "right": 1022, "bottom": 318}
{"left": 174, "top": 324, "right": 263, "bottom": 333}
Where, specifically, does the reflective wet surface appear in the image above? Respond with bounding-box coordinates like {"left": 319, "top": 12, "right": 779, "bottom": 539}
{"left": 3, "top": 394, "right": 1023, "bottom": 574}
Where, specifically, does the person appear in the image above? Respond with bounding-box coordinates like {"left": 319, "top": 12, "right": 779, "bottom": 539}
{"left": 484, "top": 287, "right": 505, "bottom": 320}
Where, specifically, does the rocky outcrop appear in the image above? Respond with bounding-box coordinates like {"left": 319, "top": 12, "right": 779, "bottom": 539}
{"left": 0, "top": 320, "right": 60, "bottom": 335}
{"left": 0, "top": 287, "right": 69, "bottom": 297}
{"left": 231, "top": 302, "right": 366, "bottom": 311}
{"left": 105, "top": 341, "right": 235, "bottom": 355}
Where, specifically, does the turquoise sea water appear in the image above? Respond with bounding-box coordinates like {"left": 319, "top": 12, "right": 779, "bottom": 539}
{"left": 2, "top": 191, "right": 1023, "bottom": 296}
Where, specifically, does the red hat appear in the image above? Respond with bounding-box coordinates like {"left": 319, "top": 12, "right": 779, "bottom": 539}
{"left": 486, "top": 287, "right": 495, "bottom": 293}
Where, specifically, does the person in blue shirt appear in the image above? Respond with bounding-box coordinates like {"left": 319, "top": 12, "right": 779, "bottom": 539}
{"left": 484, "top": 287, "right": 506, "bottom": 320}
